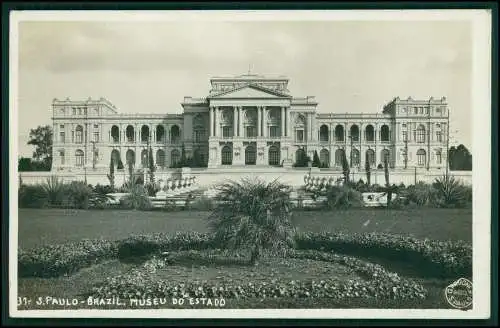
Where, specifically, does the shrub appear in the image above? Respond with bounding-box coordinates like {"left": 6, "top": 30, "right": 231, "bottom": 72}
{"left": 66, "top": 181, "right": 93, "bottom": 209}
{"left": 207, "top": 178, "right": 297, "bottom": 265}
{"left": 18, "top": 239, "right": 118, "bottom": 278}
{"left": 18, "top": 184, "right": 48, "bottom": 208}
{"left": 320, "top": 185, "right": 364, "bottom": 210}
{"left": 188, "top": 196, "right": 215, "bottom": 211}
{"left": 117, "top": 232, "right": 217, "bottom": 260}
{"left": 404, "top": 182, "right": 434, "bottom": 206}
{"left": 120, "top": 184, "right": 152, "bottom": 210}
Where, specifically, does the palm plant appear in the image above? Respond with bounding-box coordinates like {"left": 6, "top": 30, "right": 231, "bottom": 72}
{"left": 41, "top": 175, "right": 67, "bottom": 206}
{"left": 341, "top": 150, "right": 350, "bottom": 184}
{"left": 207, "top": 178, "right": 297, "bottom": 265}
{"left": 432, "top": 174, "right": 468, "bottom": 208}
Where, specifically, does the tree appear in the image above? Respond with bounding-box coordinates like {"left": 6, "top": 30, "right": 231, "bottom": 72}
{"left": 148, "top": 146, "right": 155, "bottom": 185}
{"left": 365, "top": 156, "right": 371, "bottom": 186}
{"left": 208, "top": 178, "right": 296, "bottom": 265}
{"left": 341, "top": 150, "right": 350, "bottom": 184}
{"left": 312, "top": 151, "right": 321, "bottom": 168}
{"left": 28, "top": 125, "right": 53, "bottom": 167}
{"left": 107, "top": 157, "right": 115, "bottom": 191}
{"left": 27, "top": 125, "right": 53, "bottom": 171}
{"left": 449, "top": 144, "right": 472, "bottom": 171}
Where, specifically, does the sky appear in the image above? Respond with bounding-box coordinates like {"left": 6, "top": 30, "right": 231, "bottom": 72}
{"left": 16, "top": 17, "right": 473, "bottom": 158}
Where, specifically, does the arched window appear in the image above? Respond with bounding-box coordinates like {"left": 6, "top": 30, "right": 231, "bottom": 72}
{"left": 171, "top": 149, "right": 180, "bottom": 167}
{"left": 381, "top": 149, "right": 390, "bottom": 165}
{"left": 75, "top": 149, "right": 84, "bottom": 167}
{"left": 416, "top": 124, "right": 426, "bottom": 143}
{"left": 417, "top": 149, "right": 426, "bottom": 166}
{"left": 193, "top": 148, "right": 206, "bottom": 167}
{"left": 111, "top": 149, "right": 120, "bottom": 166}
{"left": 141, "top": 125, "right": 150, "bottom": 143}
{"left": 380, "top": 125, "right": 390, "bottom": 142}
{"left": 365, "top": 149, "right": 375, "bottom": 167}
{"left": 245, "top": 145, "right": 256, "bottom": 165}
{"left": 126, "top": 125, "right": 135, "bottom": 142}
{"left": 320, "top": 149, "right": 330, "bottom": 167}
{"left": 156, "top": 125, "right": 165, "bottom": 143}
{"left": 156, "top": 149, "right": 166, "bottom": 168}
{"left": 141, "top": 149, "right": 149, "bottom": 167}
{"left": 335, "top": 149, "right": 345, "bottom": 167}
{"left": 126, "top": 149, "right": 135, "bottom": 166}
{"left": 171, "top": 125, "right": 180, "bottom": 144}
{"left": 111, "top": 125, "right": 120, "bottom": 143}
{"left": 435, "top": 150, "right": 442, "bottom": 164}
{"left": 365, "top": 125, "right": 375, "bottom": 142}
{"left": 268, "top": 146, "right": 280, "bottom": 166}
{"left": 319, "top": 125, "right": 329, "bottom": 142}
{"left": 295, "top": 148, "right": 306, "bottom": 165}
{"left": 335, "top": 125, "right": 344, "bottom": 142}
{"left": 350, "top": 125, "right": 360, "bottom": 142}
{"left": 351, "top": 149, "right": 360, "bottom": 166}
{"left": 75, "top": 125, "right": 84, "bottom": 144}
{"left": 221, "top": 145, "right": 232, "bottom": 165}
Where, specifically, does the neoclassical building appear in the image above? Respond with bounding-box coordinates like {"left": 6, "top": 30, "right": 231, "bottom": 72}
{"left": 50, "top": 73, "right": 449, "bottom": 173}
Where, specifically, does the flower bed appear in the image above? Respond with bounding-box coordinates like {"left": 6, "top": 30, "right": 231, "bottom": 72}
{"left": 18, "top": 231, "right": 471, "bottom": 280}
{"left": 18, "top": 239, "right": 118, "bottom": 278}
{"left": 90, "top": 250, "right": 427, "bottom": 303}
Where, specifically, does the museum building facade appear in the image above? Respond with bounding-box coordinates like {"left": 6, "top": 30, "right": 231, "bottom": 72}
{"left": 50, "top": 74, "right": 449, "bottom": 173}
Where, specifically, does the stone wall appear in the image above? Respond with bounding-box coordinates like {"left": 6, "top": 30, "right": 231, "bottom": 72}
{"left": 18, "top": 167, "right": 472, "bottom": 188}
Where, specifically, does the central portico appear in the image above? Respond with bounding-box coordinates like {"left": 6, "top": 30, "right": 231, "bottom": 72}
{"left": 182, "top": 74, "right": 318, "bottom": 168}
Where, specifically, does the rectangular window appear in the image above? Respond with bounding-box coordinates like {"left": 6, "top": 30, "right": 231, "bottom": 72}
{"left": 296, "top": 130, "right": 304, "bottom": 142}
{"left": 436, "top": 152, "right": 442, "bottom": 164}
{"left": 93, "top": 132, "right": 99, "bottom": 142}
{"left": 270, "top": 126, "right": 279, "bottom": 138}
{"left": 59, "top": 132, "right": 65, "bottom": 143}
{"left": 194, "top": 130, "right": 205, "bottom": 143}
{"left": 436, "top": 132, "right": 442, "bottom": 142}
{"left": 246, "top": 126, "right": 256, "bottom": 138}
{"left": 222, "top": 126, "right": 232, "bottom": 138}
{"left": 72, "top": 108, "right": 76, "bottom": 115}
{"left": 60, "top": 151, "right": 65, "bottom": 165}
{"left": 94, "top": 124, "right": 99, "bottom": 129}
{"left": 414, "top": 107, "right": 418, "bottom": 114}
{"left": 60, "top": 124, "right": 64, "bottom": 129}
{"left": 402, "top": 131, "right": 408, "bottom": 141}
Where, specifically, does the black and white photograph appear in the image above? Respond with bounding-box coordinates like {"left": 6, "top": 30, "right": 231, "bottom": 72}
{"left": 8, "top": 9, "right": 492, "bottom": 319}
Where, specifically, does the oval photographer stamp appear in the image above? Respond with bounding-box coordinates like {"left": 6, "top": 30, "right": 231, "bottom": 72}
{"left": 445, "top": 278, "right": 473, "bottom": 309}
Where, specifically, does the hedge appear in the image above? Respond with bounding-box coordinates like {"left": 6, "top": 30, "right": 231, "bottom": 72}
{"left": 295, "top": 231, "right": 472, "bottom": 278}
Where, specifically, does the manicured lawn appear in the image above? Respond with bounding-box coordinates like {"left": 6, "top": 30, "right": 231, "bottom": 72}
{"left": 17, "top": 207, "right": 472, "bottom": 249}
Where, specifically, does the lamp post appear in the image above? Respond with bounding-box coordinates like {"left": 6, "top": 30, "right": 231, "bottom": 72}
{"left": 404, "top": 137, "right": 408, "bottom": 169}
{"left": 90, "top": 140, "right": 97, "bottom": 170}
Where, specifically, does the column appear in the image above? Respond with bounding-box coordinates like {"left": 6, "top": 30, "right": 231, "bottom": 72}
{"left": 209, "top": 107, "right": 213, "bottom": 137}
{"left": 281, "top": 107, "right": 285, "bottom": 137}
{"left": 257, "top": 106, "right": 262, "bottom": 136}
{"left": 214, "top": 107, "right": 219, "bottom": 137}
{"left": 233, "top": 107, "right": 238, "bottom": 138}
{"left": 287, "top": 108, "right": 292, "bottom": 138}
{"left": 262, "top": 106, "right": 267, "bottom": 138}
{"left": 238, "top": 107, "right": 244, "bottom": 138}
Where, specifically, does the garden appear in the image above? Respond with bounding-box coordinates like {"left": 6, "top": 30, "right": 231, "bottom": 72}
{"left": 17, "top": 174, "right": 473, "bottom": 309}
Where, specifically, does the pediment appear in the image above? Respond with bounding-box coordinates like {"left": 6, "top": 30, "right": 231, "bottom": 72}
{"left": 210, "top": 84, "right": 289, "bottom": 99}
